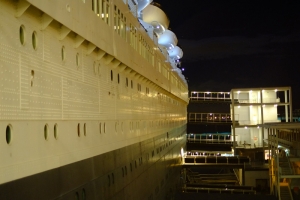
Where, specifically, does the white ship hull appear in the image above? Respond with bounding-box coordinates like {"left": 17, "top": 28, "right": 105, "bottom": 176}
{"left": 0, "top": 0, "right": 188, "bottom": 199}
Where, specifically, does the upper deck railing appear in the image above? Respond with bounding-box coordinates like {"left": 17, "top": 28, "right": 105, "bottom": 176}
{"left": 189, "top": 113, "right": 233, "bottom": 123}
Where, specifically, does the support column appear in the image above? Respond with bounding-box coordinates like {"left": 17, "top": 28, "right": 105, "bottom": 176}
{"left": 231, "top": 90, "right": 236, "bottom": 155}
{"left": 289, "top": 88, "right": 293, "bottom": 122}
{"left": 261, "top": 89, "right": 264, "bottom": 150}
{"left": 285, "top": 90, "right": 288, "bottom": 122}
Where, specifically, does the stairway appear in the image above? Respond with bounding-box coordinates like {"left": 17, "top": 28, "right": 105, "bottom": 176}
{"left": 280, "top": 186, "right": 292, "bottom": 200}
{"left": 279, "top": 158, "right": 292, "bottom": 175}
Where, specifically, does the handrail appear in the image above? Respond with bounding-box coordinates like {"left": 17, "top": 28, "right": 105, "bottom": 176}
{"left": 183, "top": 186, "right": 256, "bottom": 194}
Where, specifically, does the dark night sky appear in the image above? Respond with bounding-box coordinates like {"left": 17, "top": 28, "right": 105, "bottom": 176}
{"left": 155, "top": 0, "right": 300, "bottom": 109}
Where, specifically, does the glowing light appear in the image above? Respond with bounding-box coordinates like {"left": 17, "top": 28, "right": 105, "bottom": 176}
{"left": 237, "top": 91, "right": 240, "bottom": 94}
{"left": 275, "top": 89, "right": 277, "bottom": 92}
{"left": 257, "top": 126, "right": 260, "bottom": 129}
{"left": 274, "top": 104, "right": 278, "bottom": 107}
{"left": 238, "top": 106, "right": 240, "bottom": 108}
{"left": 245, "top": 126, "right": 247, "bottom": 129}
{"left": 249, "top": 90, "right": 252, "bottom": 93}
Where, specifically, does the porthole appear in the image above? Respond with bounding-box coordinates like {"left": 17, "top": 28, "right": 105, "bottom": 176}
{"left": 75, "top": 192, "right": 79, "bottom": 200}
{"left": 98, "top": 64, "right": 101, "bottom": 76}
{"left": 82, "top": 189, "right": 86, "bottom": 200}
{"left": 54, "top": 124, "right": 58, "bottom": 139}
{"left": 61, "top": 46, "right": 65, "bottom": 61}
{"left": 84, "top": 123, "right": 87, "bottom": 136}
{"left": 19, "top": 25, "right": 25, "bottom": 45}
{"left": 77, "top": 123, "right": 80, "bottom": 137}
{"left": 93, "top": 62, "right": 97, "bottom": 74}
{"left": 32, "top": 31, "right": 37, "bottom": 50}
{"left": 130, "top": 163, "right": 132, "bottom": 172}
{"left": 76, "top": 53, "right": 79, "bottom": 67}
{"left": 44, "top": 124, "right": 49, "bottom": 140}
{"left": 6, "top": 125, "right": 12, "bottom": 144}
{"left": 30, "top": 70, "right": 34, "bottom": 87}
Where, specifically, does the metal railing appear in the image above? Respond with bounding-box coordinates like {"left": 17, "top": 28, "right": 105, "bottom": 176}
{"left": 183, "top": 187, "right": 256, "bottom": 194}
{"left": 188, "top": 113, "right": 233, "bottom": 123}
{"left": 184, "top": 156, "right": 251, "bottom": 165}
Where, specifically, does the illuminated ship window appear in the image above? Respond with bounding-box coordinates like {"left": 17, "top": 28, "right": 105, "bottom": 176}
{"left": 54, "top": 124, "right": 58, "bottom": 139}
{"left": 61, "top": 46, "right": 65, "bottom": 61}
{"left": 84, "top": 123, "right": 87, "bottom": 136}
{"left": 110, "top": 70, "right": 113, "bottom": 81}
{"left": 32, "top": 31, "right": 37, "bottom": 50}
{"left": 77, "top": 123, "right": 80, "bottom": 137}
{"left": 44, "top": 124, "right": 49, "bottom": 140}
{"left": 6, "top": 125, "right": 12, "bottom": 144}
{"left": 19, "top": 25, "right": 25, "bottom": 45}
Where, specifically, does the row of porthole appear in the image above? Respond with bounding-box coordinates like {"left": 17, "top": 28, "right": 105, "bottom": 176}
{"left": 75, "top": 189, "right": 86, "bottom": 200}
{"left": 19, "top": 25, "right": 38, "bottom": 50}
{"left": 5, "top": 124, "right": 59, "bottom": 144}
{"left": 108, "top": 156, "right": 144, "bottom": 187}
{"left": 5, "top": 124, "right": 175, "bottom": 144}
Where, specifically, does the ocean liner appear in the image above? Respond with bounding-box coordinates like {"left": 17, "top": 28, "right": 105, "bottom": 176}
{"left": 0, "top": 0, "right": 188, "bottom": 199}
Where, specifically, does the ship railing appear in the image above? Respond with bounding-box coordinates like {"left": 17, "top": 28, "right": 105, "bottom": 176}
{"left": 184, "top": 156, "right": 251, "bottom": 165}
{"left": 187, "top": 139, "right": 233, "bottom": 144}
{"left": 188, "top": 113, "right": 234, "bottom": 123}
{"left": 127, "top": 0, "right": 138, "bottom": 17}
{"left": 182, "top": 187, "right": 256, "bottom": 194}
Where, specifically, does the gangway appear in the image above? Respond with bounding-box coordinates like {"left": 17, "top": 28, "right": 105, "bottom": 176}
{"left": 190, "top": 91, "right": 238, "bottom": 104}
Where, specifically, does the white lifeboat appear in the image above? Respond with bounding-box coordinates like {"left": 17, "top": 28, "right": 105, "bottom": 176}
{"left": 158, "top": 30, "right": 177, "bottom": 49}
{"left": 137, "top": 0, "right": 153, "bottom": 14}
{"left": 168, "top": 46, "right": 183, "bottom": 61}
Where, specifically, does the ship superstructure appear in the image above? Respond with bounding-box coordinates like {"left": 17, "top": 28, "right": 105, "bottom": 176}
{"left": 0, "top": 0, "right": 188, "bottom": 199}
